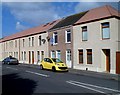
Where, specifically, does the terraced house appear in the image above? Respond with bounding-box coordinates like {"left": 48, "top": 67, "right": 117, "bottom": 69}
{"left": 0, "top": 19, "right": 61, "bottom": 64}
{"left": 48, "top": 11, "right": 87, "bottom": 68}
{"left": 73, "top": 5, "right": 120, "bottom": 74}
{"left": 0, "top": 5, "right": 120, "bottom": 74}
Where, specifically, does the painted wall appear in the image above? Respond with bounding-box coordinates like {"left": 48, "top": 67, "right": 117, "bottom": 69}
{"left": 1, "top": 32, "right": 48, "bottom": 65}
{"left": 73, "top": 18, "right": 119, "bottom": 74}
{"left": 48, "top": 26, "right": 73, "bottom": 68}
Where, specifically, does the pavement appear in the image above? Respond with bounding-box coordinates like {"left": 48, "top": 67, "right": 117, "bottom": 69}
{"left": 19, "top": 63, "right": 120, "bottom": 81}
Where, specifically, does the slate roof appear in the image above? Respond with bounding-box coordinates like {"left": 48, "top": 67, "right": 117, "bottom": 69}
{"left": 50, "top": 11, "right": 88, "bottom": 30}
{"left": 0, "top": 5, "right": 119, "bottom": 43}
{"left": 0, "top": 19, "right": 61, "bottom": 42}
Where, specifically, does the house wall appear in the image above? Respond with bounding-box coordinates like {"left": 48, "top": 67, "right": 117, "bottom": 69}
{"left": 0, "top": 42, "right": 4, "bottom": 61}
{"left": 48, "top": 26, "right": 73, "bottom": 68}
{"left": 1, "top": 32, "right": 48, "bottom": 65}
{"left": 73, "top": 18, "right": 119, "bottom": 74}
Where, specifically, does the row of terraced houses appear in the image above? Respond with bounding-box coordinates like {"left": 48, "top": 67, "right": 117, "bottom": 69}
{"left": 0, "top": 5, "right": 120, "bottom": 74}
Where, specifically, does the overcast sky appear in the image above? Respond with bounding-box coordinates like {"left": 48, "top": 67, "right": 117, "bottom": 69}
{"left": 1, "top": 2, "right": 119, "bottom": 38}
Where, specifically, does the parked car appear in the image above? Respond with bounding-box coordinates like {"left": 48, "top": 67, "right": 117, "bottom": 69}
{"left": 2, "top": 56, "right": 19, "bottom": 65}
{"left": 40, "top": 58, "right": 68, "bottom": 72}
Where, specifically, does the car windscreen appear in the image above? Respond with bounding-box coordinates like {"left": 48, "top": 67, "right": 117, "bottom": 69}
{"left": 10, "top": 58, "right": 18, "bottom": 61}
{"left": 52, "top": 58, "right": 63, "bottom": 63}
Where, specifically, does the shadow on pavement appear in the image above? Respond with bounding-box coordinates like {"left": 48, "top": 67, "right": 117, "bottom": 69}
{"left": 2, "top": 73, "right": 37, "bottom": 95}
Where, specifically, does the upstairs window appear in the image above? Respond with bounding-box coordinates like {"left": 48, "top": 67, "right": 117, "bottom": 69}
{"left": 38, "top": 36, "right": 41, "bottom": 46}
{"left": 82, "top": 26, "right": 88, "bottom": 41}
{"left": 101, "top": 22, "right": 110, "bottom": 39}
{"left": 32, "top": 37, "right": 34, "bottom": 46}
{"left": 29, "top": 37, "right": 31, "bottom": 47}
{"left": 23, "top": 39, "right": 25, "bottom": 47}
{"left": 15, "top": 40, "right": 17, "bottom": 48}
{"left": 65, "top": 29, "right": 71, "bottom": 43}
{"left": 53, "top": 32, "right": 58, "bottom": 45}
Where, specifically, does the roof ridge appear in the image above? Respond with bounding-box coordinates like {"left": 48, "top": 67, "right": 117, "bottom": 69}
{"left": 106, "top": 5, "right": 114, "bottom": 16}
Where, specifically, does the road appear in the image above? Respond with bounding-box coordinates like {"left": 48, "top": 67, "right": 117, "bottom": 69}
{"left": 1, "top": 64, "right": 120, "bottom": 95}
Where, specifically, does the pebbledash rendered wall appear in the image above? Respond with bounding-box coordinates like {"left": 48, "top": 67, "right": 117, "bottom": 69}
{"left": 73, "top": 18, "right": 119, "bottom": 74}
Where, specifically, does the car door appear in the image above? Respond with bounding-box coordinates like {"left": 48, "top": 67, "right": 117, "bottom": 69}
{"left": 43, "top": 58, "right": 47, "bottom": 68}
{"left": 46, "top": 58, "right": 53, "bottom": 69}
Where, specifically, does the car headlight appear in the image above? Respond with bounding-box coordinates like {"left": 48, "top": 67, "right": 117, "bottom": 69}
{"left": 56, "top": 64, "right": 60, "bottom": 66}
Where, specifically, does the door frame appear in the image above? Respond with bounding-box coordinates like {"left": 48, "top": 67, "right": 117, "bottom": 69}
{"left": 116, "top": 51, "right": 120, "bottom": 74}
{"left": 102, "top": 49, "right": 110, "bottom": 72}
{"left": 66, "top": 49, "right": 72, "bottom": 68}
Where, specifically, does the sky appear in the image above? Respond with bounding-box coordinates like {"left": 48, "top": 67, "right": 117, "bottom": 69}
{"left": 0, "top": 1, "right": 119, "bottom": 38}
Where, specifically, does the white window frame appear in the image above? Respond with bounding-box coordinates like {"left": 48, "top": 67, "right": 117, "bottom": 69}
{"left": 53, "top": 32, "right": 58, "bottom": 45}
{"left": 56, "top": 50, "right": 61, "bottom": 59}
{"left": 65, "top": 29, "right": 71, "bottom": 43}
{"left": 51, "top": 50, "right": 55, "bottom": 58}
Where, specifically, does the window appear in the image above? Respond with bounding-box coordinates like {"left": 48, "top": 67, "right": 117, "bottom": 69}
{"left": 46, "top": 58, "right": 53, "bottom": 63}
{"left": 78, "top": 50, "right": 83, "bottom": 64}
{"left": 6, "top": 42, "right": 7, "bottom": 49}
{"left": 29, "top": 37, "right": 31, "bottom": 47}
{"left": 32, "top": 37, "right": 34, "bottom": 46}
{"left": 53, "top": 32, "right": 58, "bottom": 45}
{"left": 37, "top": 51, "right": 40, "bottom": 62}
{"left": 102, "top": 22, "right": 110, "bottom": 39}
{"left": 24, "top": 51, "right": 26, "bottom": 60}
{"left": 87, "top": 49, "right": 92, "bottom": 64}
{"left": 15, "top": 40, "right": 17, "bottom": 48}
{"left": 56, "top": 50, "right": 61, "bottom": 59}
{"left": 82, "top": 26, "right": 88, "bottom": 41}
{"left": 65, "top": 29, "right": 71, "bottom": 43}
{"left": 38, "top": 36, "right": 41, "bottom": 46}
{"left": 22, "top": 52, "right": 23, "bottom": 60}
{"left": 51, "top": 50, "right": 55, "bottom": 58}
{"left": 41, "top": 51, "right": 44, "bottom": 61}
{"left": 23, "top": 39, "right": 25, "bottom": 47}
{"left": 66, "top": 49, "right": 71, "bottom": 61}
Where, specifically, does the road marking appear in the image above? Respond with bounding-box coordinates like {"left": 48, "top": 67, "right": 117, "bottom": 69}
{"left": 69, "top": 80, "right": 120, "bottom": 93}
{"left": 67, "top": 80, "right": 120, "bottom": 94}
{"left": 26, "top": 70, "right": 49, "bottom": 77}
{"left": 66, "top": 81, "right": 105, "bottom": 94}
{"left": 6, "top": 67, "right": 18, "bottom": 70}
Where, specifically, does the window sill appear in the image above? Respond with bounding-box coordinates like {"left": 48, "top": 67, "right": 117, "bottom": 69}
{"left": 102, "top": 38, "right": 110, "bottom": 40}
{"left": 53, "top": 43, "right": 58, "bottom": 46}
{"left": 65, "top": 42, "right": 71, "bottom": 44}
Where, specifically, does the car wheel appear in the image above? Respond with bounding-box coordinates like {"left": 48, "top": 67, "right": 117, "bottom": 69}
{"left": 7, "top": 62, "right": 10, "bottom": 65}
{"left": 40, "top": 65, "right": 44, "bottom": 70}
{"left": 52, "top": 67, "right": 56, "bottom": 72}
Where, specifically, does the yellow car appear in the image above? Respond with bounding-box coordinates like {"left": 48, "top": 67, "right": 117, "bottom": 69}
{"left": 40, "top": 58, "right": 68, "bottom": 72}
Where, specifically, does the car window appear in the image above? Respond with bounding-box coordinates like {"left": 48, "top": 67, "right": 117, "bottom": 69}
{"left": 52, "top": 58, "right": 63, "bottom": 63}
{"left": 46, "top": 58, "right": 53, "bottom": 63}
{"left": 44, "top": 58, "right": 47, "bottom": 62}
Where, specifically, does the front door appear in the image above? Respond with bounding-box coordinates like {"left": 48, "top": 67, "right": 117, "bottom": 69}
{"left": 102, "top": 49, "right": 110, "bottom": 72}
{"left": 29, "top": 51, "right": 31, "bottom": 64}
{"left": 32, "top": 51, "right": 34, "bottom": 64}
{"left": 66, "top": 49, "right": 72, "bottom": 68}
{"left": 116, "top": 52, "right": 120, "bottom": 74}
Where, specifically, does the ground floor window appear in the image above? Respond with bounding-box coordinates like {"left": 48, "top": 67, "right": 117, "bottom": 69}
{"left": 37, "top": 51, "right": 40, "bottom": 62}
{"left": 87, "top": 49, "right": 92, "bottom": 64}
{"left": 78, "top": 50, "right": 83, "bottom": 64}
{"left": 41, "top": 51, "right": 44, "bottom": 61}
{"left": 51, "top": 50, "right": 55, "bottom": 58}
{"left": 24, "top": 51, "right": 26, "bottom": 61}
{"left": 56, "top": 50, "right": 61, "bottom": 59}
